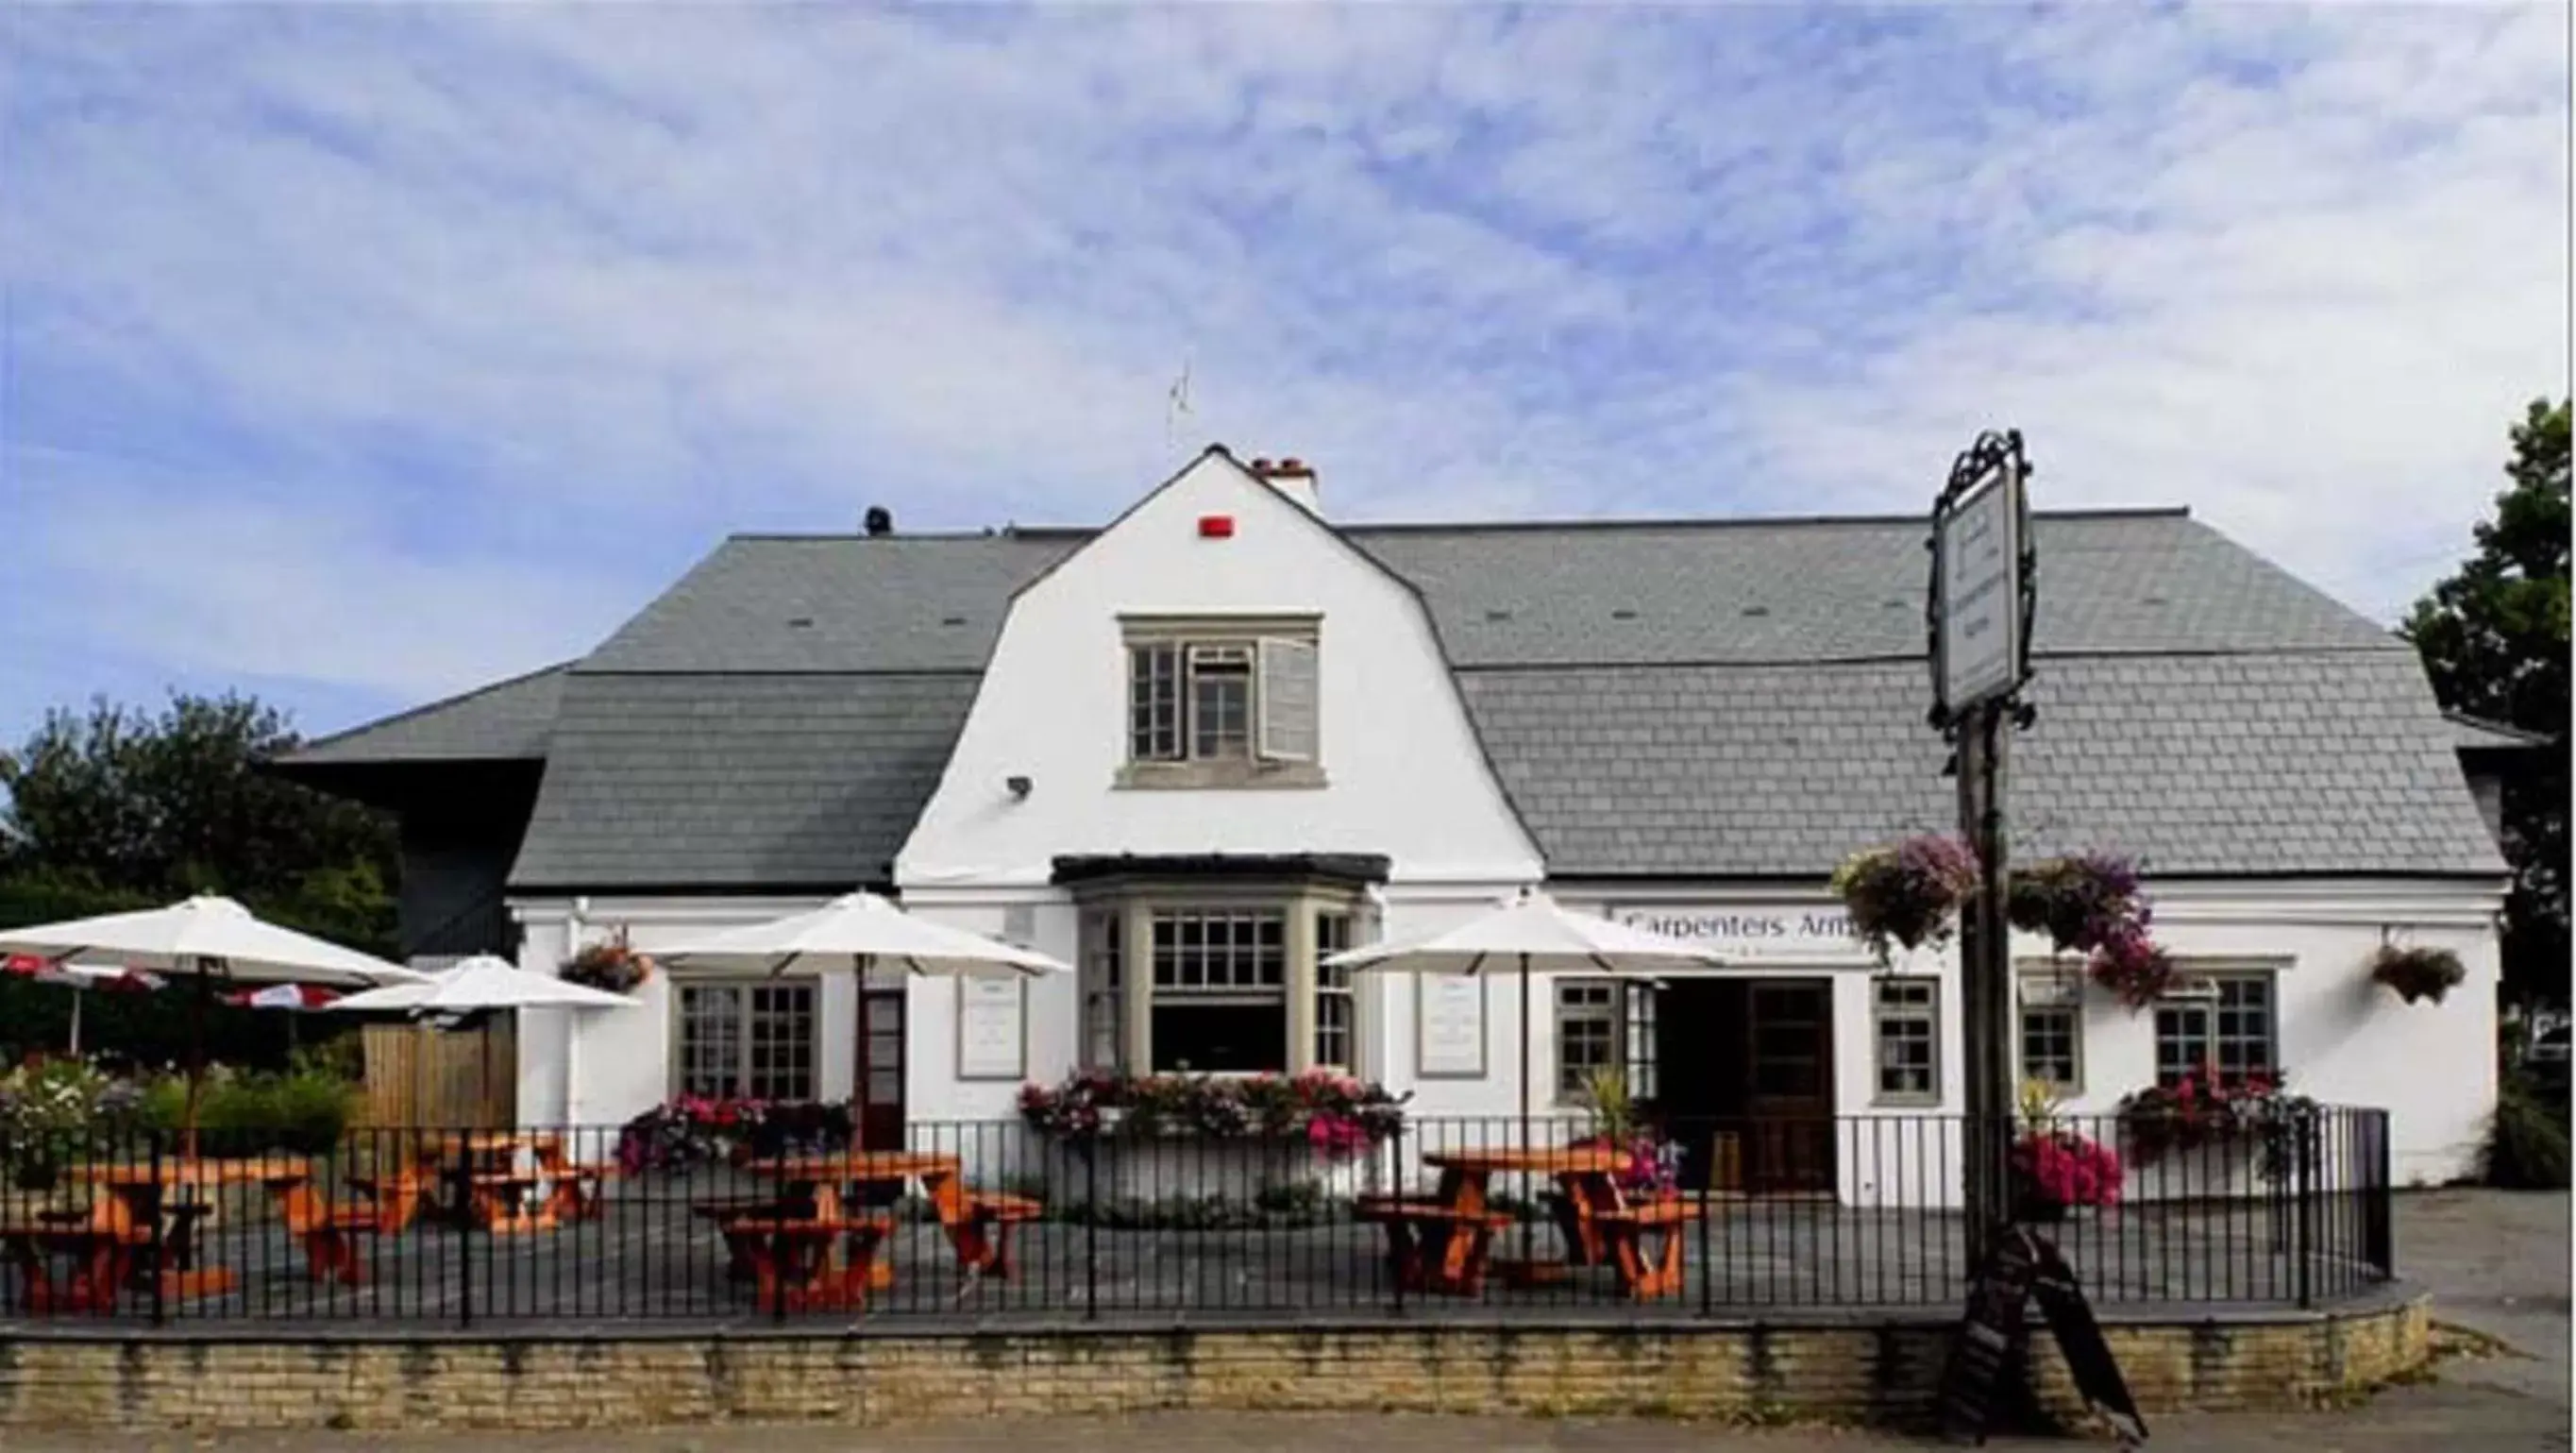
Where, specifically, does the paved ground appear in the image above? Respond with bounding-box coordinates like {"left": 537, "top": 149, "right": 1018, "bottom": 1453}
{"left": 8, "top": 1191, "right": 2563, "bottom": 1451}
{"left": 0, "top": 1171, "right": 2380, "bottom": 1327}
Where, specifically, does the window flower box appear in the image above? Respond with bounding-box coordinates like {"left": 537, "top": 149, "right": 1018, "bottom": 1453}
{"left": 1019, "top": 1069, "right": 1408, "bottom": 1208}
{"left": 2115, "top": 1067, "right": 2318, "bottom": 1184}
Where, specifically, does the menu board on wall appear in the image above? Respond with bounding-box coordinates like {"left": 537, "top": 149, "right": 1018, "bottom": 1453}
{"left": 955, "top": 975, "right": 1026, "bottom": 1081}
{"left": 1415, "top": 973, "right": 1487, "bottom": 1079}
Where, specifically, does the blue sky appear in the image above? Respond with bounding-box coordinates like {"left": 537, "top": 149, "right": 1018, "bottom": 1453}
{"left": 1, "top": 3, "right": 2567, "bottom": 749}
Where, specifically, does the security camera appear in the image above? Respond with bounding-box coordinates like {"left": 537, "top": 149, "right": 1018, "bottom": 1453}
{"left": 1005, "top": 775, "right": 1033, "bottom": 800}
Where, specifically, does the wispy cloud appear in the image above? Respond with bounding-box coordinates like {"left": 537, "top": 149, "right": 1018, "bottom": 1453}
{"left": 1, "top": 2, "right": 2564, "bottom": 741}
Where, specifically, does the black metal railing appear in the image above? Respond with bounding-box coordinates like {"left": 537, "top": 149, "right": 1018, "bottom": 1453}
{"left": 0, "top": 1108, "right": 2394, "bottom": 1328}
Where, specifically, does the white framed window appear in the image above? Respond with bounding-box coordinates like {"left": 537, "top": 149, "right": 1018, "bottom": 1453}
{"left": 1554, "top": 980, "right": 1616, "bottom": 1100}
{"left": 1149, "top": 908, "right": 1288, "bottom": 1073}
{"left": 1872, "top": 976, "right": 1940, "bottom": 1104}
{"left": 675, "top": 980, "right": 817, "bottom": 1101}
{"left": 1553, "top": 979, "right": 1660, "bottom": 1104}
{"left": 1078, "top": 908, "right": 1125, "bottom": 1073}
{"left": 1314, "top": 910, "right": 1355, "bottom": 1071}
{"left": 1123, "top": 622, "right": 1321, "bottom": 772}
{"left": 2017, "top": 973, "right": 2083, "bottom": 1093}
{"left": 2155, "top": 971, "right": 2276, "bottom": 1087}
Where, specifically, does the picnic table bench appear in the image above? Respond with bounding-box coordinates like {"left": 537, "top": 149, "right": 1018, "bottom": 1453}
{"left": 65, "top": 1156, "right": 311, "bottom": 1303}
{"left": 0, "top": 1217, "right": 152, "bottom": 1314}
{"left": 1354, "top": 1194, "right": 1517, "bottom": 1295}
{"left": 740, "top": 1153, "right": 1043, "bottom": 1280}
{"left": 716, "top": 1214, "right": 896, "bottom": 1313}
{"left": 265, "top": 1176, "right": 382, "bottom": 1287}
{"left": 1368, "top": 1146, "right": 1708, "bottom": 1301}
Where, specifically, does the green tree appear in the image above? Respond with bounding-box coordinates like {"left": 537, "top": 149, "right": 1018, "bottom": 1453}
{"left": 0, "top": 692, "right": 397, "bottom": 956}
{"left": 2403, "top": 397, "right": 2570, "bottom": 1008}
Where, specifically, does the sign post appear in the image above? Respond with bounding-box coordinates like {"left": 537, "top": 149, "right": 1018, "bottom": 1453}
{"left": 1927, "top": 430, "right": 2037, "bottom": 1269}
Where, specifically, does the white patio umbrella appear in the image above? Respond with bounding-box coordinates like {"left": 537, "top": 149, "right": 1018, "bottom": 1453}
{"left": 332, "top": 955, "right": 638, "bottom": 1015}
{"left": 1322, "top": 887, "right": 1728, "bottom": 1140}
{"left": 1324, "top": 889, "right": 1727, "bottom": 1268}
{"left": 658, "top": 892, "right": 1064, "bottom": 1147}
{"left": 0, "top": 894, "right": 425, "bottom": 1153}
{"left": 332, "top": 955, "right": 637, "bottom": 1121}
{"left": 655, "top": 890, "right": 1069, "bottom": 978}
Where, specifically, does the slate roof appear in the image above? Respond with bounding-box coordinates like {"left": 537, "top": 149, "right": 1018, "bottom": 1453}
{"left": 287, "top": 662, "right": 570, "bottom": 765}
{"left": 2446, "top": 712, "right": 2556, "bottom": 752}
{"left": 288, "top": 506, "right": 2506, "bottom": 889}
{"left": 506, "top": 673, "right": 980, "bottom": 890}
{"left": 1461, "top": 653, "right": 2499, "bottom": 878}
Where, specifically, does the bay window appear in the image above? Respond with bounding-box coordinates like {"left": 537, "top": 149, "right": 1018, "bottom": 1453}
{"left": 1150, "top": 908, "right": 1288, "bottom": 1073}
{"left": 1078, "top": 908, "right": 1125, "bottom": 1072}
{"left": 1063, "top": 861, "right": 1375, "bottom": 1076}
{"left": 1314, "top": 910, "right": 1355, "bottom": 1071}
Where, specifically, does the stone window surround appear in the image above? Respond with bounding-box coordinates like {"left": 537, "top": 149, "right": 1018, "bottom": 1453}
{"left": 1066, "top": 866, "right": 1375, "bottom": 1077}
{"left": 1116, "top": 614, "right": 1326, "bottom": 791}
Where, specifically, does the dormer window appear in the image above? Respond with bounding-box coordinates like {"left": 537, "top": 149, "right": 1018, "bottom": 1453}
{"left": 1120, "top": 617, "right": 1323, "bottom": 788}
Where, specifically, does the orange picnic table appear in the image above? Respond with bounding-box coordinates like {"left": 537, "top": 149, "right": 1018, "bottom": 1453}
{"left": 1358, "top": 1145, "right": 1704, "bottom": 1300}
{"left": 50, "top": 1156, "right": 317, "bottom": 1301}
{"left": 703, "top": 1151, "right": 1043, "bottom": 1312}
{"left": 399, "top": 1131, "right": 613, "bottom": 1234}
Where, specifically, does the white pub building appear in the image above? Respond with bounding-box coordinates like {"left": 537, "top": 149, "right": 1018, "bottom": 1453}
{"left": 283, "top": 448, "right": 2510, "bottom": 1199}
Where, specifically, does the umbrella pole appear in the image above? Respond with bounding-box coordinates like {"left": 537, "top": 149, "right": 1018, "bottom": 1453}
{"left": 68, "top": 990, "right": 82, "bottom": 1057}
{"left": 183, "top": 961, "right": 210, "bottom": 1160}
{"left": 1519, "top": 951, "right": 1533, "bottom": 1264}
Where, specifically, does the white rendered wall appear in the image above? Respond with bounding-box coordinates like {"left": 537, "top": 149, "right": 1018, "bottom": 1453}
{"left": 1557, "top": 875, "right": 2504, "bottom": 1206}
{"left": 511, "top": 895, "right": 848, "bottom": 1129}
{"left": 894, "top": 452, "right": 1541, "bottom": 889}
{"left": 892, "top": 451, "right": 1543, "bottom": 1126}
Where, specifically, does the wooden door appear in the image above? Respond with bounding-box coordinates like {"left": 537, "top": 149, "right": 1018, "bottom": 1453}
{"left": 856, "top": 989, "right": 905, "bottom": 1150}
{"left": 1743, "top": 980, "right": 1836, "bottom": 1193}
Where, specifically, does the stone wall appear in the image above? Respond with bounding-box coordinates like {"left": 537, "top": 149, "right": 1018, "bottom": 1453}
{"left": 0, "top": 1296, "right": 2430, "bottom": 1433}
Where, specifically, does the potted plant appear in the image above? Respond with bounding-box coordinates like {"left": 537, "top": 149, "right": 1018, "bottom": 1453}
{"left": 2008, "top": 853, "right": 2149, "bottom": 955}
{"left": 562, "top": 927, "right": 652, "bottom": 994}
{"left": 2009, "top": 1079, "right": 2122, "bottom": 1222}
{"left": 2086, "top": 928, "right": 2178, "bottom": 1012}
{"left": 2369, "top": 944, "right": 2467, "bottom": 1005}
{"left": 1574, "top": 1066, "right": 1638, "bottom": 1147}
{"left": 1830, "top": 835, "right": 1980, "bottom": 963}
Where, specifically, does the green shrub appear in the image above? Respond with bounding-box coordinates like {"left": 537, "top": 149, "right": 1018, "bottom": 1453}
{"left": 2483, "top": 1075, "right": 2571, "bottom": 1190}
{"left": 137, "top": 1068, "right": 360, "bottom": 1155}
{"left": 263, "top": 1070, "right": 362, "bottom": 1155}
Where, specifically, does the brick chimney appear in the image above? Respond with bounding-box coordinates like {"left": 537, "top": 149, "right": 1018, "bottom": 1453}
{"left": 1248, "top": 455, "right": 1321, "bottom": 515}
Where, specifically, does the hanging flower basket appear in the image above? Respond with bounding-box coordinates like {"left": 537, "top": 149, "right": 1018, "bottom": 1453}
{"left": 1829, "top": 836, "right": 1980, "bottom": 964}
{"left": 2086, "top": 929, "right": 2177, "bottom": 1012}
{"left": 2007, "top": 853, "right": 2149, "bottom": 956}
{"left": 2369, "top": 944, "right": 2467, "bottom": 1005}
{"left": 562, "top": 928, "right": 653, "bottom": 994}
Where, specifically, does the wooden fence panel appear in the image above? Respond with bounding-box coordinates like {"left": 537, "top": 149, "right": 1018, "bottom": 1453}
{"left": 360, "top": 1022, "right": 514, "bottom": 1128}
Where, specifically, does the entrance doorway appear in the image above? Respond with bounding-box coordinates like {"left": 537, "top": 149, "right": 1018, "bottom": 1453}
{"left": 855, "top": 988, "right": 905, "bottom": 1149}
{"left": 1653, "top": 977, "right": 1837, "bottom": 1195}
